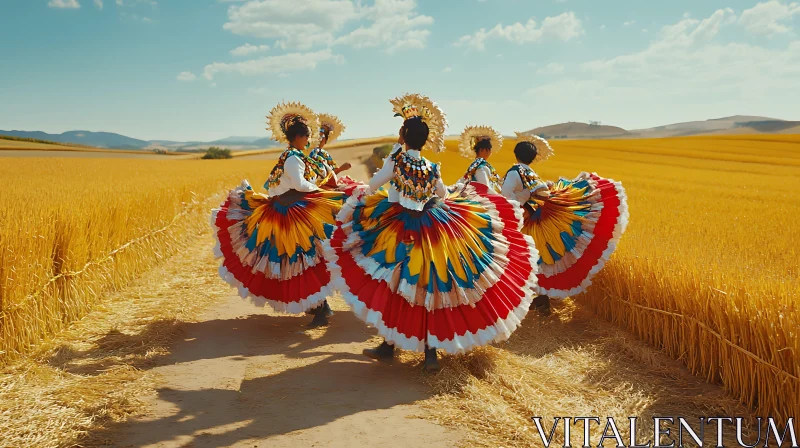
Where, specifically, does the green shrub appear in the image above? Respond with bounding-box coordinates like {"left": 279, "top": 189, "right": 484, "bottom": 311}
{"left": 373, "top": 143, "right": 394, "bottom": 158}
{"left": 201, "top": 147, "right": 232, "bottom": 159}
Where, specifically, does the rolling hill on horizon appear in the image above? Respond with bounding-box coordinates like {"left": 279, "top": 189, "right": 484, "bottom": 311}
{"left": 523, "top": 122, "right": 630, "bottom": 139}
{"left": 0, "top": 130, "right": 281, "bottom": 151}
{"left": 524, "top": 115, "right": 800, "bottom": 139}
{"left": 4, "top": 114, "right": 800, "bottom": 150}
{"left": 0, "top": 130, "right": 151, "bottom": 150}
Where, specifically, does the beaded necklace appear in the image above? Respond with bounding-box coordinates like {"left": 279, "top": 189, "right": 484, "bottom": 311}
{"left": 505, "top": 164, "right": 542, "bottom": 191}
{"left": 264, "top": 148, "right": 328, "bottom": 190}
{"left": 464, "top": 158, "right": 502, "bottom": 191}
{"left": 309, "top": 147, "right": 338, "bottom": 170}
{"left": 390, "top": 150, "right": 440, "bottom": 203}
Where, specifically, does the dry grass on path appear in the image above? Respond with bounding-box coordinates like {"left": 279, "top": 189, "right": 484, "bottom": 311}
{"left": 420, "top": 300, "right": 760, "bottom": 448}
{"left": 0, "top": 229, "right": 228, "bottom": 448}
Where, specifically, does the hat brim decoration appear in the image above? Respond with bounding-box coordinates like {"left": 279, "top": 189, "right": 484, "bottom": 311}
{"left": 459, "top": 125, "right": 503, "bottom": 159}
{"left": 514, "top": 131, "right": 554, "bottom": 163}
{"left": 390, "top": 93, "right": 448, "bottom": 153}
{"left": 266, "top": 101, "right": 320, "bottom": 148}
{"left": 318, "top": 113, "right": 345, "bottom": 144}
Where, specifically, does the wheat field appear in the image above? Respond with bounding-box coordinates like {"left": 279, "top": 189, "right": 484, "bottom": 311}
{"left": 427, "top": 134, "right": 800, "bottom": 421}
{"left": 0, "top": 157, "right": 275, "bottom": 363}
{"left": 0, "top": 135, "right": 797, "bottom": 433}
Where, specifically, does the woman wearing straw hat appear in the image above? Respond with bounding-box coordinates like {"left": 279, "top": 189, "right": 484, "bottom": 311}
{"left": 211, "top": 101, "right": 346, "bottom": 328}
{"left": 501, "top": 133, "right": 629, "bottom": 315}
{"left": 325, "top": 94, "right": 540, "bottom": 372}
{"left": 310, "top": 113, "right": 365, "bottom": 197}
{"left": 451, "top": 125, "right": 504, "bottom": 195}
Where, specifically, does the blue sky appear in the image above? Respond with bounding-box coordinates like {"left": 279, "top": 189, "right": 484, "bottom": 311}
{"left": 1, "top": 0, "right": 799, "bottom": 141}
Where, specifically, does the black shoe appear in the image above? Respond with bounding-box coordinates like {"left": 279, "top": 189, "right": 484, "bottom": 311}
{"left": 362, "top": 341, "right": 395, "bottom": 362}
{"left": 423, "top": 346, "right": 441, "bottom": 373}
{"left": 322, "top": 300, "right": 334, "bottom": 317}
{"left": 530, "top": 295, "right": 551, "bottom": 315}
{"left": 307, "top": 309, "right": 329, "bottom": 328}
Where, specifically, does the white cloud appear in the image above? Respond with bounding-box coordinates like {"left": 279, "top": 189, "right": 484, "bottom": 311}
{"left": 94, "top": 0, "right": 103, "bottom": 9}
{"left": 177, "top": 72, "right": 197, "bottom": 82}
{"left": 48, "top": 0, "right": 80, "bottom": 8}
{"left": 230, "top": 43, "right": 270, "bottom": 56}
{"left": 442, "top": 66, "right": 452, "bottom": 73}
{"left": 116, "top": 0, "right": 156, "bottom": 6}
{"left": 740, "top": 0, "right": 800, "bottom": 35}
{"left": 202, "top": 49, "right": 342, "bottom": 80}
{"left": 247, "top": 87, "right": 268, "bottom": 95}
{"left": 121, "top": 12, "right": 153, "bottom": 22}
{"left": 335, "top": 0, "right": 434, "bottom": 52}
{"left": 642, "top": 28, "right": 648, "bottom": 33}
{"left": 221, "top": 0, "right": 432, "bottom": 52}
{"left": 223, "top": 0, "right": 358, "bottom": 50}
{"left": 454, "top": 12, "right": 583, "bottom": 50}
{"left": 527, "top": 7, "right": 800, "bottom": 123}
{"left": 600, "top": 24, "right": 606, "bottom": 30}
{"left": 582, "top": 8, "right": 737, "bottom": 74}
{"left": 624, "top": 20, "right": 636, "bottom": 26}
{"left": 536, "top": 62, "right": 565, "bottom": 74}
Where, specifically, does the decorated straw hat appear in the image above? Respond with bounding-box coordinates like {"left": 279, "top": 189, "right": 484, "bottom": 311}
{"left": 514, "top": 132, "right": 554, "bottom": 163}
{"left": 390, "top": 93, "right": 448, "bottom": 153}
{"left": 266, "top": 101, "right": 320, "bottom": 147}
{"left": 459, "top": 125, "right": 503, "bottom": 158}
{"left": 318, "top": 113, "right": 345, "bottom": 143}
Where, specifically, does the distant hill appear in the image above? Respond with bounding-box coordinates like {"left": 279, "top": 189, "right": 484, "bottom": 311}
{"left": 524, "top": 115, "right": 799, "bottom": 140}
{"left": 523, "top": 122, "right": 630, "bottom": 139}
{"left": 208, "top": 136, "right": 264, "bottom": 145}
{"left": 251, "top": 137, "right": 279, "bottom": 147}
{"left": 0, "top": 130, "right": 150, "bottom": 149}
{"left": 736, "top": 120, "right": 800, "bottom": 133}
{"left": 144, "top": 137, "right": 279, "bottom": 151}
{"left": 626, "top": 115, "right": 783, "bottom": 138}
{"left": 0, "top": 129, "right": 281, "bottom": 151}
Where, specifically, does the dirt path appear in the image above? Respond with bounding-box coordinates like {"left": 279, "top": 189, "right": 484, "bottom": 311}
{"left": 110, "top": 296, "right": 460, "bottom": 448}
{"left": 109, "top": 149, "right": 461, "bottom": 448}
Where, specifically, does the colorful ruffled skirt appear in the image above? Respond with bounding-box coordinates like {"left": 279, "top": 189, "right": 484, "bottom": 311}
{"left": 334, "top": 175, "right": 366, "bottom": 197}
{"left": 519, "top": 172, "right": 629, "bottom": 298}
{"left": 327, "top": 187, "right": 539, "bottom": 354}
{"left": 211, "top": 181, "right": 346, "bottom": 313}
{"left": 447, "top": 181, "right": 498, "bottom": 197}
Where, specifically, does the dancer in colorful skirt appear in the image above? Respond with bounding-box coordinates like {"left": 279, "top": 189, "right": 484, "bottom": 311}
{"left": 451, "top": 125, "right": 504, "bottom": 195}
{"left": 211, "top": 102, "right": 345, "bottom": 328}
{"left": 326, "top": 94, "right": 540, "bottom": 372}
{"left": 310, "top": 113, "right": 364, "bottom": 196}
{"left": 501, "top": 133, "right": 629, "bottom": 314}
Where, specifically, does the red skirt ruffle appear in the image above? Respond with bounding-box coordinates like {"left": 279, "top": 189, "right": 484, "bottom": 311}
{"left": 327, "top": 187, "right": 539, "bottom": 354}
{"left": 534, "top": 174, "right": 628, "bottom": 297}
{"left": 211, "top": 182, "right": 343, "bottom": 314}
